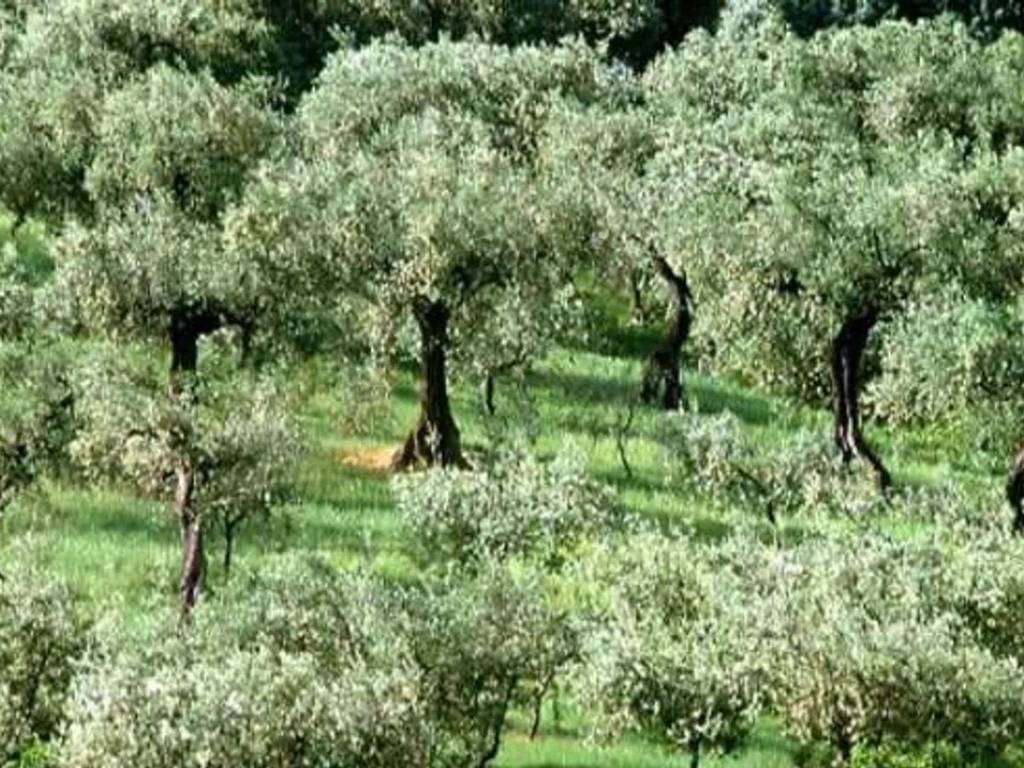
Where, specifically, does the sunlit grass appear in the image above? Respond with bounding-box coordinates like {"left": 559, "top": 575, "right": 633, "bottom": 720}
{"left": 0, "top": 302, "right": 1006, "bottom": 766}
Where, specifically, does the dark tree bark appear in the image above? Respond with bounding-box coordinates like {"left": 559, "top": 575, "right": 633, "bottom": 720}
{"left": 689, "top": 737, "right": 702, "bottom": 768}
{"left": 1007, "top": 447, "right": 1024, "bottom": 534}
{"left": 392, "top": 299, "right": 467, "bottom": 471}
{"left": 483, "top": 374, "right": 496, "bottom": 416}
{"left": 641, "top": 256, "right": 692, "bottom": 410}
{"left": 830, "top": 307, "right": 891, "bottom": 490}
{"left": 628, "top": 266, "right": 647, "bottom": 325}
{"left": 176, "top": 460, "right": 203, "bottom": 619}
{"left": 529, "top": 673, "right": 557, "bottom": 741}
{"left": 169, "top": 303, "right": 251, "bottom": 385}
{"left": 223, "top": 515, "right": 240, "bottom": 579}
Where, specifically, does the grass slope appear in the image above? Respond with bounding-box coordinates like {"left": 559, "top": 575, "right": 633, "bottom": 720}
{"left": 0, "top": 309, "right": 1003, "bottom": 767}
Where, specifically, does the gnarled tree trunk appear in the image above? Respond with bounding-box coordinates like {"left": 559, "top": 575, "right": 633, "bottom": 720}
{"left": 392, "top": 299, "right": 467, "bottom": 471}
{"left": 1007, "top": 447, "right": 1024, "bottom": 534}
{"left": 176, "top": 460, "right": 203, "bottom": 618}
{"left": 830, "top": 308, "right": 891, "bottom": 490}
{"left": 641, "top": 256, "right": 692, "bottom": 410}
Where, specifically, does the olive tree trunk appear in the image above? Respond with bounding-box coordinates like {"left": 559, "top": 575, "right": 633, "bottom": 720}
{"left": 392, "top": 299, "right": 467, "bottom": 471}
{"left": 640, "top": 256, "right": 692, "bottom": 410}
{"left": 168, "top": 311, "right": 208, "bottom": 617}
{"left": 830, "top": 308, "right": 891, "bottom": 490}
{"left": 176, "top": 460, "right": 203, "bottom": 618}
{"left": 1007, "top": 448, "right": 1024, "bottom": 534}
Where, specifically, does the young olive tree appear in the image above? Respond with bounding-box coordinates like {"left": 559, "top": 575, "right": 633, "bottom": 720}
{"left": 69, "top": 352, "right": 296, "bottom": 614}
{"left": 48, "top": 60, "right": 288, "bottom": 614}
{"left": 581, "top": 533, "right": 768, "bottom": 768}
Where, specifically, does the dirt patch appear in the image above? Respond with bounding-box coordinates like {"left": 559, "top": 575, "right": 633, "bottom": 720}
{"left": 337, "top": 445, "right": 398, "bottom": 475}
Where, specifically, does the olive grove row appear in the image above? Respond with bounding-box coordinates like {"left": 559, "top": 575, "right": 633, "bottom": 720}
{"left": 5, "top": 449, "right": 1024, "bottom": 768}
{"left": 4, "top": 0, "right": 1024, "bottom": 614}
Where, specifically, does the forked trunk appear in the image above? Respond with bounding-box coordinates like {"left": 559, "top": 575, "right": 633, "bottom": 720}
{"left": 1007, "top": 448, "right": 1024, "bottom": 534}
{"left": 830, "top": 308, "right": 891, "bottom": 490}
{"left": 176, "top": 460, "right": 203, "bottom": 618}
{"left": 392, "top": 300, "right": 467, "bottom": 471}
{"left": 640, "top": 256, "right": 692, "bottom": 410}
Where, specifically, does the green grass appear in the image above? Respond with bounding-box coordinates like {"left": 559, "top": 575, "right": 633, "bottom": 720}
{"left": 0, "top": 307, "right": 1005, "bottom": 766}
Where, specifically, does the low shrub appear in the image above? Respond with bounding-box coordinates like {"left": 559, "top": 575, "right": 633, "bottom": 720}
{"left": 394, "top": 447, "right": 620, "bottom": 568}
{"left": 579, "top": 533, "right": 767, "bottom": 767}
{"left": 0, "top": 557, "right": 85, "bottom": 766}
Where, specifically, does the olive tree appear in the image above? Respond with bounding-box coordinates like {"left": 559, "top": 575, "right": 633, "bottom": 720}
{"left": 0, "top": 0, "right": 272, "bottom": 225}
{"left": 647, "top": 13, "right": 1024, "bottom": 489}
{"left": 230, "top": 39, "right": 623, "bottom": 468}
{"left": 580, "top": 533, "right": 768, "bottom": 768}
{"left": 69, "top": 350, "right": 296, "bottom": 614}
{"left": 534, "top": 102, "right": 699, "bottom": 409}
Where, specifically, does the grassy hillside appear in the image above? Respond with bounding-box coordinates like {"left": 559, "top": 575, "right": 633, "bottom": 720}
{"left": 0, "top": 305, "right": 1006, "bottom": 768}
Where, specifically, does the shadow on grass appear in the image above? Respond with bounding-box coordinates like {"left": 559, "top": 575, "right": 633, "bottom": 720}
{"left": 690, "top": 378, "right": 776, "bottom": 427}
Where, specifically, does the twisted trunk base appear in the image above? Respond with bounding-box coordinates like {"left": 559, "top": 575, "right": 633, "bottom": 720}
{"left": 392, "top": 300, "right": 467, "bottom": 471}
{"left": 640, "top": 256, "right": 692, "bottom": 410}
{"left": 831, "top": 308, "right": 891, "bottom": 490}
{"left": 1008, "top": 448, "right": 1024, "bottom": 534}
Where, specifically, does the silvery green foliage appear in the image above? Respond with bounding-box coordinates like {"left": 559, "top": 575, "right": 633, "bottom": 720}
{"left": 229, "top": 37, "right": 625, "bottom": 371}
{"left": 658, "top": 411, "right": 885, "bottom": 521}
{"left": 299, "top": 37, "right": 622, "bottom": 161}
{"left": 8, "top": 0, "right": 269, "bottom": 84}
{"left": 60, "top": 641, "right": 428, "bottom": 768}
{"left": 868, "top": 289, "right": 1024, "bottom": 453}
{"left": 84, "top": 64, "right": 279, "bottom": 219}
{"left": 0, "top": 342, "right": 75, "bottom": 515}
{"left": 580, "top": 532, "right": 768, "bottom": 759}
{"left": 394, "top": 447, "right": 620, "bottom": 568}
{"left": 58, "top": 556, "right": 573, "bottom": 768}
{"left": 644, "top": 15, "right": 1024, "bottom": 403}
{"left": 576, "top": 528, "right": 1024, "bottom": 760}
{"left": 69, "top": 350, "right": 296, "bottom": 534}
{"left": 314, "top": 0, "right": 661, "bottom": 46}
{"left": 0, "top": 0, "right": 271, "bottom": 220}
{"left": 535, "top": 99, "right": 660, "bottom": 321}
{"left": 402, "top": 560, "right": 581, "bottom": 768}
{"left": 55, "top": 201, "right": 235, "bottom": 341}
{"left": 59, "top": 557, "right": 427, "bottom": 768}
{"left": 751, "top": 532, "right": 1024, "bottom": 758}
{"left": 0, "top": 553, "right": 84, "bottom": 763}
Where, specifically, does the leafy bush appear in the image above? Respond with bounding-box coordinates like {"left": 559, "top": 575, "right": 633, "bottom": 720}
{"left": 868, "top": 292, "right": 1024, "bottom": 455}
{"left": 0, "top": 556, "right": 84, "bottom": 765}
{"left": 60, "top": 645, "right": 427, "bottom": 768}
{"left": 851, "top": 741, "right": 965, "bottom": 768}
{"left": 755, "top": 532, "right": 1024, "bottom": 761}
{"left": 658, "top": 411, "right": 883, "bottom": 522}
{"left": 394, "top": 447, "right": 620, "bottom": 568}
{"left": 403, "top": 560, "right": 582, "bottom": 767}
{"left": 58, "top": 556, "right": 575, "bottom": 768}
{"left": 70, "top": 348, "right": 298, "bottom": 573}
{"left": 58, "top": 558, "right": 426, "bottom": 768}
{"left": 580, "top": 533, "right": 768, "bottom": 765}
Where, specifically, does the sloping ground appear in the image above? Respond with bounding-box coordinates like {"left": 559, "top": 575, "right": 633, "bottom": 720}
{"left": 0, "top": 336, "right": 998, "bottom": 767}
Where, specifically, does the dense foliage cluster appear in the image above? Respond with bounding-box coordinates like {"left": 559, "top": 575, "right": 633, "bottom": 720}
{"left": 8, "top": 0, "right": 1024, "bottom": 765}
